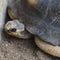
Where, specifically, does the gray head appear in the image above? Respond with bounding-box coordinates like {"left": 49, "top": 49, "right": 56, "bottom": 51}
{"left": 4, "top": 20, "right": 31, "bottom": 39}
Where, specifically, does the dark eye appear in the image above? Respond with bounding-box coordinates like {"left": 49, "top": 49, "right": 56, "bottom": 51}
{"left": 8, "top": 28, "right": 16, "bottom": 32}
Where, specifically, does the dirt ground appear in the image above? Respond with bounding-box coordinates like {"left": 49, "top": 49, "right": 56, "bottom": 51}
{"left": 0, "top": 31, "right": 59, "bottom": 60}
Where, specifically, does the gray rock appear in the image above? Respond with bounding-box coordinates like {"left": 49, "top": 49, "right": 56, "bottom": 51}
{"left": 0, "top": 0, "right": 8, "bottom": 40}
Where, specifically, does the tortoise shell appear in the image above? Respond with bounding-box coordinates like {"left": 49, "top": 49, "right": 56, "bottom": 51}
{"left": 8, "top": 0, "right": 60, "bottom": 45}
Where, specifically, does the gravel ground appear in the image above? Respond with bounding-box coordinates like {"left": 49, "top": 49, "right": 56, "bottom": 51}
{"left": 0, "top": 31, "right": 60, "bottom": 60}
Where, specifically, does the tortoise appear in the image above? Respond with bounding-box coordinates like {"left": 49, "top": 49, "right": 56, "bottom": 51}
{"left": 4, "top": 0, "right": 60, "bottom": 57}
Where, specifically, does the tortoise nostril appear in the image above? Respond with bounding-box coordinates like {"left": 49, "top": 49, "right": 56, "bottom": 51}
{"left": 8, "top": 28, "right": 16, "bottom": 32}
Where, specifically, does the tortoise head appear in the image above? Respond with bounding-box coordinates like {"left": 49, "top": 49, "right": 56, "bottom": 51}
{"left": 4, "top": 20, "right": 25, "bottom": 38}
{"left": 4, "top": 20, "right": 31, "bottom": 39}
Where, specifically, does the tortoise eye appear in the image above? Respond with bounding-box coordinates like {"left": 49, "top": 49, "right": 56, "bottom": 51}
{"left": 8, "top": 28, "right": 16, "bottom": 32}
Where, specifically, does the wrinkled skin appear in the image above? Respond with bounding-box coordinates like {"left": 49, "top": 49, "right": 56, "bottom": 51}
{"left": 8, "top": 0, "right": 60, "bottom": 45}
